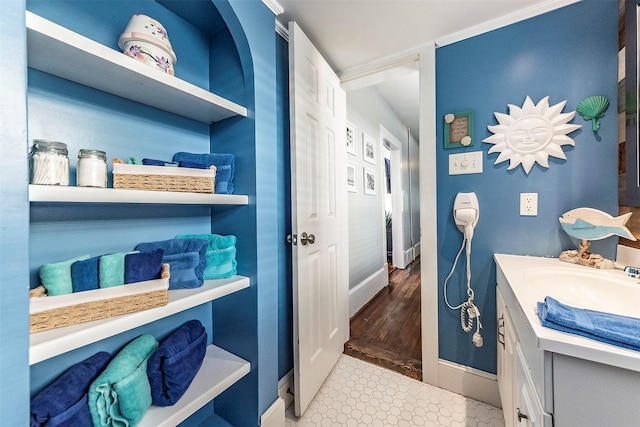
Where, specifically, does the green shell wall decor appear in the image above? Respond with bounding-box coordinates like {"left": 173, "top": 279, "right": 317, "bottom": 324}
{"left": 576, "top": 95, "right": 609, "bottom": 132}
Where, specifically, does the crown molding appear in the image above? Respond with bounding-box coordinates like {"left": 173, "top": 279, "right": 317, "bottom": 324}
{"left": 262, "top": 0, "right": 284, "bottom": 16}
{"left": 435, "top": 0, "right": 580, "bottom": 47}
{"left": 275, "top": 19, "right": 289, "bottom": 41}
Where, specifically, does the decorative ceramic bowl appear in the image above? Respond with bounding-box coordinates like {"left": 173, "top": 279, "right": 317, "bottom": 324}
{"left": 119, "top": 14, "right": 175, "bottom": 53}
{"left": 121, "top": 40, "right": 175, "bottom": 75}
{"left": 118, "top": 14, "right": 177, "bottom": 74}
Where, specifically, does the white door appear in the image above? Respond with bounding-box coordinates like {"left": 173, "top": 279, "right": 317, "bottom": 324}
{"left": 289, "top": 21, "right": 349, "bottom": 417}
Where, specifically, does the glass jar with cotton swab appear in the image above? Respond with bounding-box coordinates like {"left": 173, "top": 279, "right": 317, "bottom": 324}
{"left": 29, "top": 140, "right": 69, "bottom": 186}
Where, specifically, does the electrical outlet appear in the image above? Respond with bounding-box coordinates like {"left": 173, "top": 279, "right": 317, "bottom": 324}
{"left": 520, "top": 193, "right": 538, "bottom": 216}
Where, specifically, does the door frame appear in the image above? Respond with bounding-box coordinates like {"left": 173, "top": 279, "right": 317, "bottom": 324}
{"left": 380, "top": 124, "right": 406, "bottom": 270}
{"left": 341, "top": 45, "right": 439, "bottom": 385}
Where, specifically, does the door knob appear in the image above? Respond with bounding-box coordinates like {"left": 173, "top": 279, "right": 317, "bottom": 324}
{"left": 300, "top": 232, "right": 316, "bottom": 245}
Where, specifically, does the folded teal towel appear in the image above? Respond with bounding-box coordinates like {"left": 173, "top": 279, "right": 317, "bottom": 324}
{"left": 39, "top": 255, "right": 90, "bottom": 296}
{"left": 88, "top": 334, "right": 158, "bottom": 427}
{"left": 99, "top": 252, "right": 139, "bottom": 288}
{"left": 176, "top": 234, "right": 237, "bottom": 279}
{"left": 538, "top": 296, "right": 640, "bottom": 351}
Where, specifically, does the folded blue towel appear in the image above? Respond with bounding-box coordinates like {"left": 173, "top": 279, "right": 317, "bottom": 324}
{"left": 173, "top": 152, "right": 235, "bottom": 194}
{"left": 71, "top": 256, "right": 100, "bottom": 293}
{"left": 99, "top": 251, "right": 139, "bottom": 288}
{"left": 124, "top": 249, "right": 165, "bottom": 284}
{"left": 537, "top": 296, "right": 640, "bottom": 351}
{"left": 178, "top": 160, "right": 207, "bottom": 169}
{"left": 135, "top": 239, "right": 207, "bottom": 289}
{"left": 31, "top": 351, "right": 111, "bottom": 427}
{"left": 40, "top": 255, "right": 91, "bottom": 296}
{"left": 147, "top": 319, "right": 207, "bottom": 406}
{"left": 88, "top": 334, "right": 158, "bottom": 427}
{"left": 176, "top": 234, "right": 237, "bottom": 279}
{"left": 163, "top": 252, "right": 201, "bottom": 289}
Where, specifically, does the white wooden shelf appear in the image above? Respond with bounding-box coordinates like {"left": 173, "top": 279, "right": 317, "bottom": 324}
{"left": 29, "top": 276, "right": 250, "bottom": 364}
{"left": 29, "top": 185, "right": 249, "bottom": 205}
{"left": 139, "top": 345, "right": 250, "bottom": 427}
{"left": 26, "top": 11, "right": 247, "bottom": 124}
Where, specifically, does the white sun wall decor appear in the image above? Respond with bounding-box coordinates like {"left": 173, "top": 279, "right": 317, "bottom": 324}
{"left": 482, "top": 96, "right": 581, "bottom": 174}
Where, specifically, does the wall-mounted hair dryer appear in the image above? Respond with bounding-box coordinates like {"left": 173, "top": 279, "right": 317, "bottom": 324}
{"left": 445, "top": 192, "right": 483, "bottom": 348}
{"left": 453, "top": 192, "right": 479, "bottom": 254}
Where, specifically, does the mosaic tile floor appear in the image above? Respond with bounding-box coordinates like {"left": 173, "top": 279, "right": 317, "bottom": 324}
{"left": 285, "top": 355, "right": 505, "bottom": 427}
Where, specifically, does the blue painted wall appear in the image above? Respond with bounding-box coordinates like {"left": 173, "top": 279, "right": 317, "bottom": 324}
{"left": 436, "top": 0, "right": 619, "bottom": 373}
{"left": 276, "top": 33, "right": 294, "bottom": 380}
{"left": 0, "top": 0, "right": 30, "bottom": 423}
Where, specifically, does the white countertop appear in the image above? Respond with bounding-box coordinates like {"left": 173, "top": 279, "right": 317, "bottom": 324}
{"left": 495, "top": 253, "right": 640, "bottom": 372}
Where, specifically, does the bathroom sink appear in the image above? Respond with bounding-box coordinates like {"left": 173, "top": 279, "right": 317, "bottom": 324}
{"left": 523, "top": 267, "right": 640, "bottom": 318}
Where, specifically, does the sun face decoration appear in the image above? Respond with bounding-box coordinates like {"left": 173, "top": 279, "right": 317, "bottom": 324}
{"left": 483, "top": 96, "right": 581, "bottom": 174}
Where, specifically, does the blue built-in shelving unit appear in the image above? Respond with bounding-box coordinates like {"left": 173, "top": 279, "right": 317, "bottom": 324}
{"left": 1, "top": 0, "right": 280, "bottom": 425}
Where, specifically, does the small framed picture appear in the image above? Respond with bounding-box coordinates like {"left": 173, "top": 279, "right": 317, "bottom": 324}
{"left": 364, "top": 168, "right": 376, "bottom": 195}
{"left": 363, "top": 133, "right": 376, "bottom": 164}
{"left": 443, "top": 111, "right": 474, "bottom": 149}
{"left": 346, "top": 162, "right": 357, "bottom": 192}
{"left": 346, "top": 122, "right": 357, "bottom": 156}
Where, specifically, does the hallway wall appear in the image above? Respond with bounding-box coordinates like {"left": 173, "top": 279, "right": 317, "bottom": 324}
{"left": 347, "top": 86, "right": 419, "bottom": 290}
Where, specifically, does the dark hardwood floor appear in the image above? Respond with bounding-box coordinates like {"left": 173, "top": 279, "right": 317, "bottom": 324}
{"left": 344, "top": 257, "right": 422, "bottom": 380}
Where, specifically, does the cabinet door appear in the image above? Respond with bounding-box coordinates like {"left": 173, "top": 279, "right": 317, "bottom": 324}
{"left": 497, "top": 288, "right": 516, "bottom": 427}
{"left": 515, "top": 344, "right": 552, "bottom": 427}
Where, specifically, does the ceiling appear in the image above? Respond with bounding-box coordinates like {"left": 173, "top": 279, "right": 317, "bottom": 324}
{"left": 275, "top": 0, "right": 576, "bottom": 139}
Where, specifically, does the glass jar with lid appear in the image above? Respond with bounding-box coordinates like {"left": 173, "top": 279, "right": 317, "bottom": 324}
{"left": 77, "top": 149, "right": 107, "bottom": 188}
{"left": 30, "top": 140, "right": 69, "bottom": 185}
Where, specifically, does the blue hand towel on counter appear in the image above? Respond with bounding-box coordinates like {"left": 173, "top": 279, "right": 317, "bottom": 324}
{"left": 88, "top": 334, "right": 158, "bottom": 427}
{"left": 39, "top": 255, "right": 91, "bottom": 296}
{"left": 173, "top": 152, "right": 235, "bottom": 194}
{"left": 176, "top": 234, "right": 237, "bottom": 279}
{"left": 31, "top": 351, "right": 111, "bottom": 427}
{"left": 71, "top": 256, "right": 100, "bottom": 293}
{"left": 135, "top": 239, "right": 207, "bottom": 289}
{"left": 147, "top": 319, "right": 207, "bottom": 406}
{"left": 124, "top": 249, "right": 165, "bottom": 284}
{"left": 537, "top": 296, "right": 640, "bottom": 351}
{"left": 99, "top": 251, "right": 139, "bottom": 288}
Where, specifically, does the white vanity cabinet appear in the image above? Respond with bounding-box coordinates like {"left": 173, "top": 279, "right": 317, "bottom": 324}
{"left": 496, "top": 254, "right": 640, "bottom": 427}
{"left": 496, "top": 278, "right": 552, "bottom": 427}
{"left": 497, "top": 288, "right": 516, "bottom": 426}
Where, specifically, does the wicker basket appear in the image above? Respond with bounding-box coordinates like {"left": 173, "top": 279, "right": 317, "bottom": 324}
{"left": 29, "top": 264, "right": 170, "bottom": 333}
{"left": 112, "top": 163, "right": 216, "bottom": 193}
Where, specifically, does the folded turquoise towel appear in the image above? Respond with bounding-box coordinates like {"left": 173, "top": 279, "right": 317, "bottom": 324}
{"left": 538, "top": 296, "right": 640, "bottom": 351}
{"left": 99, "top": 252, "right": 139, "bottom": 288}
{"left": 176, "top": 234, "right": 237, "bottom": 279}
{"left": 88, "top": 334, "right": 158, "bottom": 427}
{"left": 39, "top": 255, "right": 90, "bottom": 296}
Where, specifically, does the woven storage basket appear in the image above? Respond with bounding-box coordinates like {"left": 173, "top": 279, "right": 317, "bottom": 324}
{"left": 30, "top": 264, "right": 170, "bottom": 333}
{"left": 113, "top": 163, "right": 216, "bottom": 193}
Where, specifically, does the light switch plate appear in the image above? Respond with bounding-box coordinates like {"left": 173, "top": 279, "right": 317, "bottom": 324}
{"left": 448, "top": 151, "right": 483, "bottom": 175}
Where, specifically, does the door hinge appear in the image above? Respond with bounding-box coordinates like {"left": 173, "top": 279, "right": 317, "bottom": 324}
{"left": 287, "top": 233, "right": 298, "bottom": 246}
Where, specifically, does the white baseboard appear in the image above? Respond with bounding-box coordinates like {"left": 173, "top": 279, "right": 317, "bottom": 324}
{"left": 260, "top": 397, "right": 286, "bottom": 427}
{"left": 278, "top": 370, "right": 294, "bottom": 409}
{"left": 413, "top": 242, "right": 420, "bottom": 258}
{"left": 403, "top": 248, "right": 414, "bottom": 267}
{"left": 349, "top": 266, "right": 388, "bottom": 317}
{"left": 437, "top": 359, "right": 501, "bottom": 408}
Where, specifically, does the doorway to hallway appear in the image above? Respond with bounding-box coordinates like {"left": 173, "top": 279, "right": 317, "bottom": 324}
{"left": 344, "top": 257, "right": 422, "bottom": 380}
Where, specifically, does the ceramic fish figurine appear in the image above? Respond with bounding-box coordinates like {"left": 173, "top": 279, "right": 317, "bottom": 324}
{"left": 559, "top": 208, "right": 636, "bottom": 241}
